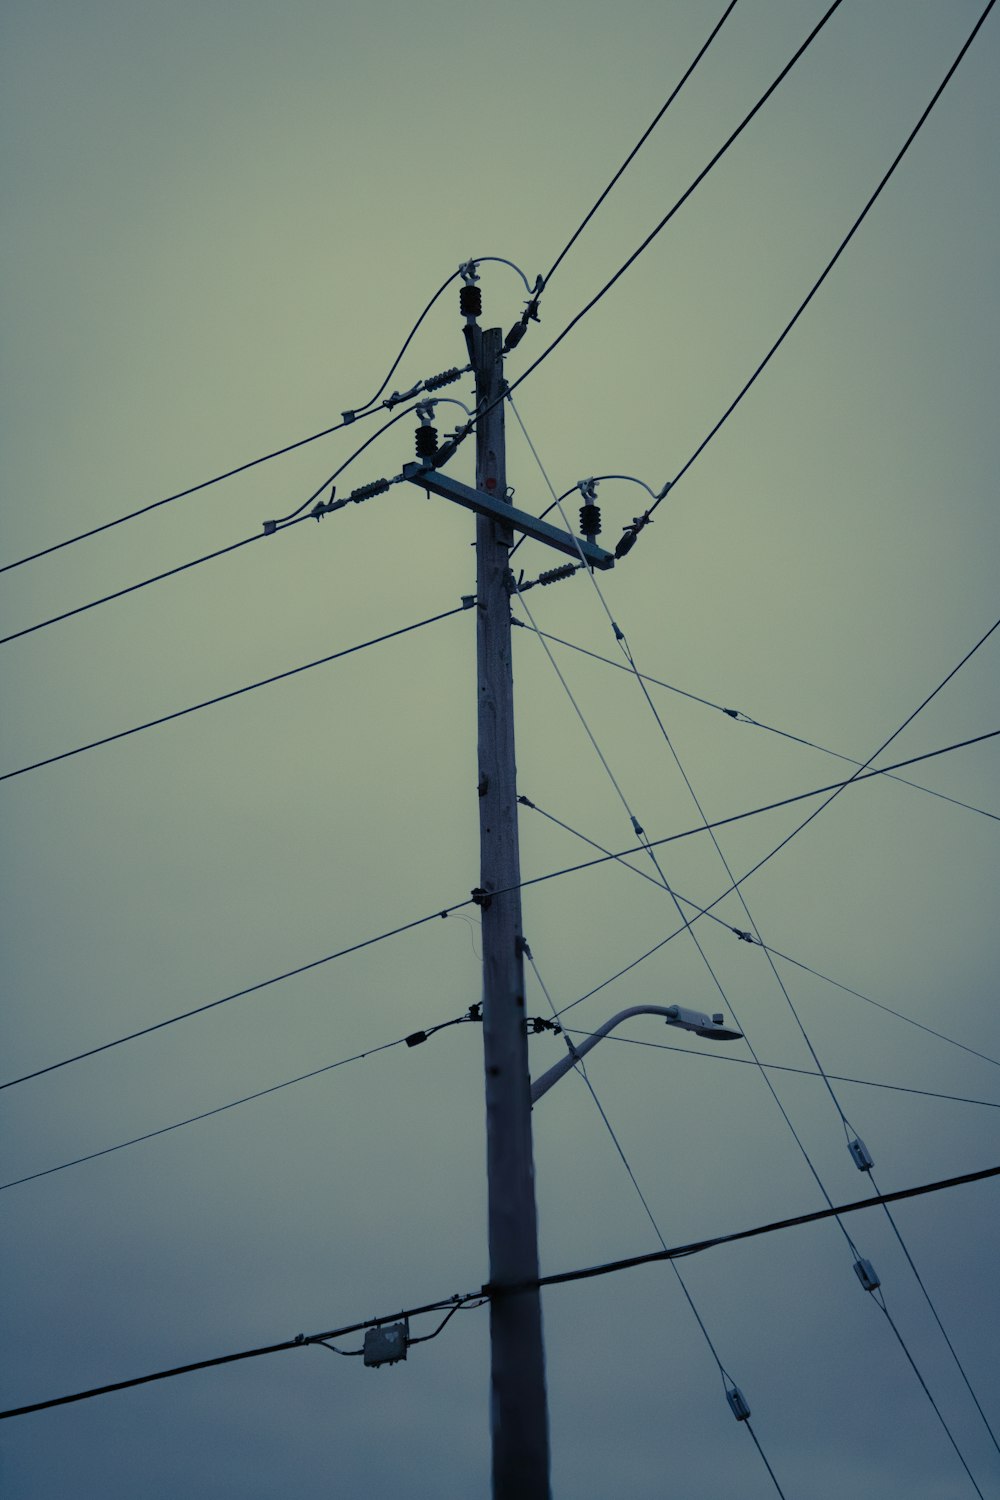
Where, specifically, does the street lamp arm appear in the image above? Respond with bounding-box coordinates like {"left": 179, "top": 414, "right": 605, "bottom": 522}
{"left": 530, "top": 1005, "right": 742, "bottom": 1105}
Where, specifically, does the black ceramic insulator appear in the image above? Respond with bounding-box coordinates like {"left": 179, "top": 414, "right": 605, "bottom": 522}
{"left": 415, "top": 424, "right": 438, "bottom": 459}
{"left": 460, "top": 285, "right": 482, "bottom": 318}
{"left": 579, "top": 502, "right": 602, "bottom": 539}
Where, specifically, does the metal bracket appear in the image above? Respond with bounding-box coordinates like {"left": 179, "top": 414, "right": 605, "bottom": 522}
{"left": 402, "top": 464, "right": 615, "bottom": 570}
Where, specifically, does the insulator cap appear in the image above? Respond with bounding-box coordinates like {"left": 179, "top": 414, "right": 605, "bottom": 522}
{"left": 460, "top": 285, "right": 482, "bottom": 318}
{"left": 415, "top": 424, "right": 438, "bottom": 459}
{"left": 579, "top": 502, "right": 602, "bottom": 539}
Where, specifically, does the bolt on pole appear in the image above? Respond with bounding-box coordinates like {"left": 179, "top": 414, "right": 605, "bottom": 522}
{"left": 472, "top": 323, "right": 551, "bottom": 1499}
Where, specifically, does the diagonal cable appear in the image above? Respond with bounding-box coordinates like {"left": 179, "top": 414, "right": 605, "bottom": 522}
{"left": 526, "top": 947, "right": 787, "bottom": 1497}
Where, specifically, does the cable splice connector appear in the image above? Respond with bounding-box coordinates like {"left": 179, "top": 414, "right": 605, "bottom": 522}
{"left": 848, "top": 1137, "right": 875, "bottom": 1172}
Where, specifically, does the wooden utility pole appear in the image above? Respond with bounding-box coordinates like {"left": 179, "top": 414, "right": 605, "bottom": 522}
{"left": 472, "top": 324, "right": 551, "bottom": 1499}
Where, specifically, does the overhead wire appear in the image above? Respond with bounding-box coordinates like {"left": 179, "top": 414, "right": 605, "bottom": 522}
{"left": 560, "top": 1028, "right": 1000, "bottom": 1112}
{"left": 0, "top": 1012, "right": 478, "bottom": 1193}
{"left": 515, "top": 624, "right": 998, "bottom": 822}
{"left": 509, "top": 404, "right": 993, "bottom": 1488}
{"left": 4, "top": 729, "right": 992, "bottom": 1095}
{"left": 868, "top": 1167, "right": 1000, "bottom": 1457}
{"left": 7, "top": 1163, "right": 995, "bottom": 1422}
{"left": 496, "top": 0, "right": 847, "bottom": 416}
{"left": 0, "top": 603, "right": 471, "bottom": 784}
{"left": 645, "top": 0, "right": 998, "bottom": 519}
{"left": 526, "top": 947, "right": 787, "bottom": 1497}
{"left": 540, "top": 0, "right": 742, "bottom": 291}
{"left": 519, "top": 793, "right": 1000, "bottom": 1071}
{"left": 0, "top": 270, "right": 465, "bottom": 577}
{"left": 0, "top": 404, "right": 424, "bottom": 649}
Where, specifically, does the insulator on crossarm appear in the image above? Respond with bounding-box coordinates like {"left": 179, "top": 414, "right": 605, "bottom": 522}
{"left": 579, "top": 503, "right": 602, "bottom": 541}
{"left": 415, "top": 424, "right": 438, "bottom": 459}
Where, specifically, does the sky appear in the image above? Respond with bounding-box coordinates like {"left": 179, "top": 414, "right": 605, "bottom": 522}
{"left": 1, "top": 1, "right": 998, "bottom": 1496}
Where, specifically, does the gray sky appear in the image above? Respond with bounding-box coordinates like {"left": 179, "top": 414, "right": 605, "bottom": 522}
{"left": 2, "top": 2, "right": 998, "bottom": 1495}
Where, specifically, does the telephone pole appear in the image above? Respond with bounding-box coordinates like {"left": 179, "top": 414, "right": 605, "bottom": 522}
{"left": 472, "top": 323, "right": 551, "bottom": 1499}
{"left": 404, "top": 302, "right": 610, "bottom": 1494}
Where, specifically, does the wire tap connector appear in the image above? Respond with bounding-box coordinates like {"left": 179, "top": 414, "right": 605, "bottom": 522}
{"left": 615, "top": 511, "right": 653, "bottom": 560}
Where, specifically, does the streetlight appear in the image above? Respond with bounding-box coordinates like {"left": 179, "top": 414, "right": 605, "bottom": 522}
{"left": 530, "top": 1005, "right": 743, "bottom": 1105}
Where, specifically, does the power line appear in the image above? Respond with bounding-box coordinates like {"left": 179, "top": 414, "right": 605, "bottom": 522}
{"left": 0, "top": 603, "right": 471, "bottom": 784}
{"left": 541, "top": 0, "right": 741, "bottom": 290}
{"left": 500, "top": 0, "right": 846, "bottom": 410}
{"left": 4, "top": 729, "right": 992, "bottom": 1094}
{"left": 0, "top": 905, "right": 477, "bottom": 1092}
{"left": 520, "top": 794, "right": 1000, "bottom": 1071}
{"left": 527, "top": 947, "right": 787, "bottom": 1496}
{"left": 0, "top": 404, "right": 420, "bottom": 649}
{"left": 562, "top": 1029, "right": 1000, "bottom": 1112}
{"left": 0, "top": 272, "right": 466, "bottom": 578}
{"left": 0, "top": 1012, "right": 477, "bottom": 1193}
{"left": 4, "top": 1163, "right": 995, "bottom": 1423}
{"left": 514, "top": 622, "right": 998, "bottom": 822}
{"left": 645, "top": 0, "right": 997, "bottom": 517}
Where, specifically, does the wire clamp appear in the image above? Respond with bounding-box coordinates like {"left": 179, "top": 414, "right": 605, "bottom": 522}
{"left": 732, "top": 928, "right": 756, "bottom": 944}
{"left": 528, "top": 1017, "right": 561, "bottom": 1035}
{"left": 466, "top": 1002, "right": 482, "bottom": 1023}
{"left": 471, "top": 887, "right": 492, "bottom": 910}
{"left": 848, "top": 1137, "right": 875, "bottom": 1172}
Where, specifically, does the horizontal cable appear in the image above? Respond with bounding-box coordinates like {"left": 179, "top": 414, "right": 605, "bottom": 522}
{"left": 0, "top": 604, "right": 470, "bottom": 784}
{"left": 4, "top": 1162, "right": 995, "bottom": 1422}
{"left": 4, "top": 730, "right": 993, "bottom": 1093}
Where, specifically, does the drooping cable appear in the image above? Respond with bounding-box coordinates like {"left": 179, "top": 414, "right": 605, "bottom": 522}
{"left": 541, "top": 0, "right": 741, "bottom": 292}
{"left": 0, "top": 603, "right": 471, "bottom": 784}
